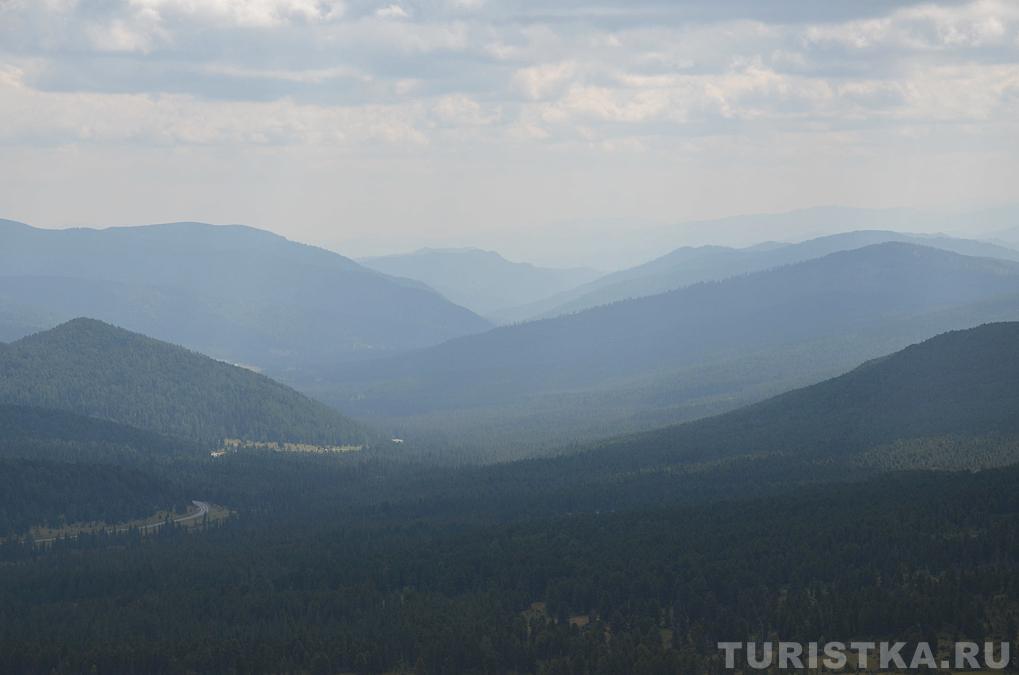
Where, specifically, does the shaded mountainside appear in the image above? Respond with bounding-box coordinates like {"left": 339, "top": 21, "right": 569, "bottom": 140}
{"left": 496, "top": 230, "right": 1019, "bottom": 322}
{"left": 0, "top": 404, "right": 194, "bottom": 537}
{"left": 405, "top": 321, "right": 1019, "bottom": 515}
{"left": 0, "top": 319, "right": 368, "bottom": 445}
{"left": 0, "top": 404, "right": 188, "bottom": 459}
{"left": 0, "top": 220, "right": 491, "bottom": 369}
{"left": 359, "top": 247, "right": 602, "bottom": 318}
{"left": 576, "top": 321, "right": 1019, "bottom": 473}
{"left": 317, "top": 244, "right": 1019, "bottom": 434}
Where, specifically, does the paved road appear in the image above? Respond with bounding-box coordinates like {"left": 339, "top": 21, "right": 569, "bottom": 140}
{"left": 33, "top": 500, "right": 211, "bottom": 545}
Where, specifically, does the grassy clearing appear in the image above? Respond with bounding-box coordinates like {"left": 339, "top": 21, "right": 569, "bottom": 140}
{"left": 215, "top": 438, "right": 363, "bottom": 456}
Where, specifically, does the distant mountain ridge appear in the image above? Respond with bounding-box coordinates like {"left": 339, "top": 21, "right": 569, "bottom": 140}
{"left": 495, "top": 230, "right": 1019, "bottom": 322}
{"left": 0, "top": 318, "right": 367, "bottom": 445}
{"left": 543, "top": 204, "right": 1019, "bottom": 270}
{"left": 359, "top": 247, "right": 602, "bottom": 318}
{"left": 0, "top": 219, "right": 491, "bottom": 369}
{"left": 312, "top": 243, "right": 1019, "bottom": 451}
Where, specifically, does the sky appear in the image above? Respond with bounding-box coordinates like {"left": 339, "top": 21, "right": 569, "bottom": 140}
{"left": 2, "top": 0, "right": 1019, "bottom": 268}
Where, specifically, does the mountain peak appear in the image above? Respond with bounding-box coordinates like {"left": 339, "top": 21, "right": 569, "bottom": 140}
{"left": 52, "top": 316, "right": 120, "bottom": 331}
{"left": 16, "top": 317, "right": 174, "bottom": 351}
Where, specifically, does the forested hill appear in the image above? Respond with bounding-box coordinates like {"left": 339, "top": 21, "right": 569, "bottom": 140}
{"left": 0, "top": 319, "right": 368, "bottom": 446}
{"left": 578, "top": 321, "right": 1019, "bottom": 473}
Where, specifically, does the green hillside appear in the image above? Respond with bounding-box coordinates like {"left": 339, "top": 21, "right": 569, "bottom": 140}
{"left": 0, "top": 319, "right": 368, "bottom": 446}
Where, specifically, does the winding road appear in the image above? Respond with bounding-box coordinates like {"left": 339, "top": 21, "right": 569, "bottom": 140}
{"left": 33, "top": 500, "right": 211, "bottom": 545}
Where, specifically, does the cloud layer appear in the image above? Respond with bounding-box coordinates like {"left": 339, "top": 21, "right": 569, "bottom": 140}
{"left": 2, "top": 0, "right": 1018, "bottom": 264}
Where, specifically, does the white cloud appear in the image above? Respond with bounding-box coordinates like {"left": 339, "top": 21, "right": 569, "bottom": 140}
{"left": 431, "top": 94, "right": 499, "bottom": 126}
{"left": 375, "top": 4, "right": 410, "bottom": 20}
{"left": 127, "top": 0, "right": 346, "bottom": 27}
{"left": 512, "top": 61, "right": 577, "bottom": 101}
{"left": 201, "top": 63, "right": 365, "bottom": 84}
{"left": 805, "top": 0, "right": 1019, "bottom": 51}
{"left": 84, "top": 9, "right": 168, "bottom": 53}
{"left": 2, "top": 0, "right": 1019, "bottom": 255}
{"left": 2, "top": 0, "right": 1017, "bottom": 142}
{"left": 0, "top": 66, "right": 427, "bottom": 147}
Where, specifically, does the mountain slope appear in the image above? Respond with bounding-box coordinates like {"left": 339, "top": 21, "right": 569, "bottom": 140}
{"left": 426, "top": 321, "right": 1019, "bottom": 513}
{"left": 577, "top": 321, "right": 1019, "bottom": 473}
{"left": 311, "top": 244, "right": 1019, "bottom": 452}
{"left": 0, "top": 404, "right": 197, "bottom": 536}
{"left": 0, "top": 220, "right": 491, "bottom": 368}
{"left": 0, "top": 404, "right": 182, "bottom": 452}
{"left": 0, "top": 319, "right": 367, "bottom": 445}
{"left": 497, "top": 230, "right": 1019, "bottom": 322}
{"left": 0, "top": 401, "right": 202, "bottom": 537}
{"left": 359, "top": 248, "right": 602, "bottom": 318}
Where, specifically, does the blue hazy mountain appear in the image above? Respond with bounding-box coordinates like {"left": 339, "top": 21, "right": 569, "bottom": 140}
{"left": 0, "top": 219, "right": 491, "bottom": 369}
{"left": 495, "top": 230, "right": 1019, "bottom": 322}
{"left": 314, "top": 243, "right": 1019, "bottom": 451}
{"left": 358, "top": 247, "right": 602, "bottom": 318}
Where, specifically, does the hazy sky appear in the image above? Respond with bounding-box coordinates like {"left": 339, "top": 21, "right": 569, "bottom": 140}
{"left": 2, "top": 0, "right": 1019, "bottom": 267}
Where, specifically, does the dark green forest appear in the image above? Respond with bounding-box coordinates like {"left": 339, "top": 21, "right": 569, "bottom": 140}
{"left": 2, "top": 322, "right": 1019, "bottom": 673}
{"left": 1, "top": 466, "right": 1018, "bottom": 673}
{"left": 0, "top": 458, "right": 187, "bottom": 537}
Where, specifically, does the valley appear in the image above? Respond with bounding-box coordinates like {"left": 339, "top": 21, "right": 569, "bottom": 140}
{"left": 7, "top": 2, "right": 1019, "bottom": 670}
{"left": 4, "top": 220, "right": 1019, "bottom": 673}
